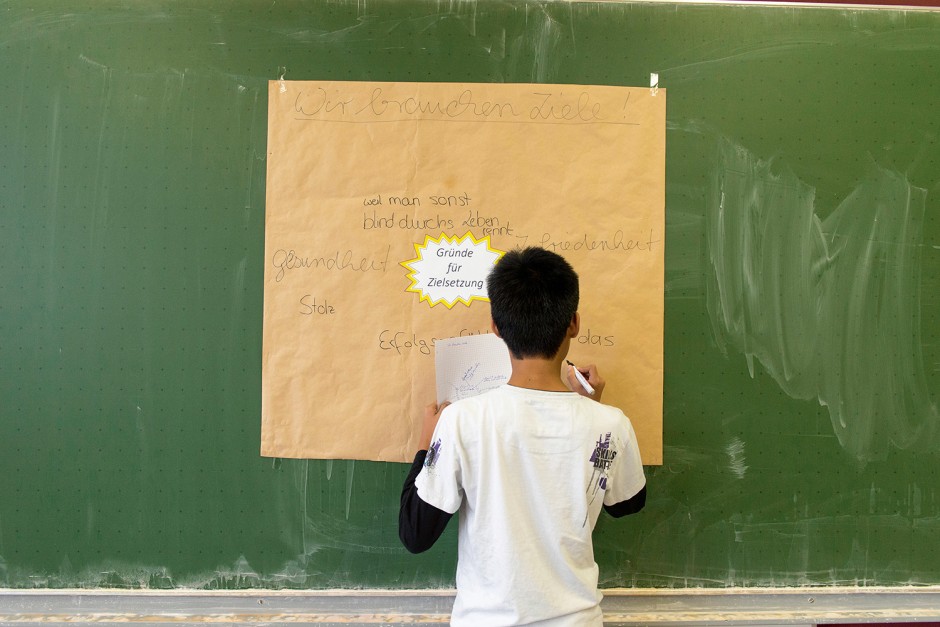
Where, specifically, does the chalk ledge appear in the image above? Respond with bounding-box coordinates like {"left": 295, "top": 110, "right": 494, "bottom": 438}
{"left": 2, "top": 587, "right": 940, "bottom": 625}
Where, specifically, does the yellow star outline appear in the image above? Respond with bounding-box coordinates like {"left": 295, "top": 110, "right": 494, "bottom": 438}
{"left": 400, "top": 231, "right": 505, "bottom": 309}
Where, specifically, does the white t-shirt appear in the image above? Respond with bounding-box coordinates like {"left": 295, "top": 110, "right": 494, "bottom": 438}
{"left": 415, "top": 385, "right": 646, "bottom": 627}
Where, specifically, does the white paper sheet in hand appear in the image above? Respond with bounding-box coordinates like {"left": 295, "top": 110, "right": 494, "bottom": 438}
{"left": 435, "top": 334, "right": 512, "bottom": 404}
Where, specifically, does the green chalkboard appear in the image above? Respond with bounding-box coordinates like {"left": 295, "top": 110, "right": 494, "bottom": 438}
{"left": 1, "top": 0, "right": 939, "bottom": 589}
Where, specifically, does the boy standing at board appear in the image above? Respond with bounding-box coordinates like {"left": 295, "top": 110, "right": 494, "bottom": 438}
{"left": 399, "top": 247, "right": 647, "bottom": 626}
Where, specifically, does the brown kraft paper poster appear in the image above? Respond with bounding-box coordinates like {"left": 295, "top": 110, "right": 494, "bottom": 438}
{"left": 262, "top": 81, "right": 665, "bottom": 464}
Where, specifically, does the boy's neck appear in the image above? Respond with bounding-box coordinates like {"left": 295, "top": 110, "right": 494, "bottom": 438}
{"left": 507, "top": 354, "right": 570, "bottom": 393}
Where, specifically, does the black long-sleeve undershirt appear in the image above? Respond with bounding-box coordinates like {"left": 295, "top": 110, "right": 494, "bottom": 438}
{"left": 399, "top": 450, "right": 453, "bottom": 554}
{"left": 398, "top": 450, "right": 647, "bottom": 554}
{"left": 604, "top": 485, "right": 647, "bottom": 517}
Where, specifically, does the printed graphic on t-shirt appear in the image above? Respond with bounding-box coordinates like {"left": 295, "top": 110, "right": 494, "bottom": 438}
{"left": 584, "top": 432, "right": 618, "bottom": 526}
{"left": 425, "top": 438, "right": 442, "bottom": 469}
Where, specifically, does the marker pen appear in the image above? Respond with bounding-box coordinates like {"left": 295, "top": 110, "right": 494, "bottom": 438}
{"left": 565, "top": 360, "right": 595, "bottom": 396}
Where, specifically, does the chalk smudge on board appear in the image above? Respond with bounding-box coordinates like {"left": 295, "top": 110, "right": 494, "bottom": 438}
{"left": 532, "top": 10, "right": 561, "bottom": 83}
{"left": 726, "top": 436, "right": 748, "bottom": 479}
{"left": 346, "top": 460, "right": 356, "bottom": 520}
{"left": 243, "top": 85, "right": 263, "bottom": 220}
{"left": 706, "top": 138, "right": 938, "bottom": 463}
{"left": 302, "top": 460, "right": 309, "bottom": 557}
{"left": 78, "top": 53, "right": 109, "bottom": 71}
{"left": 93, "top": 70, "right": 114, "bottom": 249}
{"left": 510, "top": 4, "right": 565, "bottom": 84}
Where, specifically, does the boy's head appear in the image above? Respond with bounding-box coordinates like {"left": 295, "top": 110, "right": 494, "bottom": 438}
{"left": 486, "top": 247, "right": 579, "bottom": 359}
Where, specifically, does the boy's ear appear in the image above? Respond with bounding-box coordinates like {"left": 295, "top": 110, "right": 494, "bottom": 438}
{"left": 491, "top": 318, "right": 501, "bottom": 337}
{"left": 568, "top": 312, "right": 580, "bottom": 337}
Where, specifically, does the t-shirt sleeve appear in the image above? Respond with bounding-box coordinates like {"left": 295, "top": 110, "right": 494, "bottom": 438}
{"left": 603, "top": 416, "right": 646, "bottom": 507}
{"left": 414, "top": 409, "right": 464, "bottom": 515}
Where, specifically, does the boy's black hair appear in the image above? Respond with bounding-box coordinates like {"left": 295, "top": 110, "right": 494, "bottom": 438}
{"left": 486, "top": 247, "right": 579, "bottom": 359}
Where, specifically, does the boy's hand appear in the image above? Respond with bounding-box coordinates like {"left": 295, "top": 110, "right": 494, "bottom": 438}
{"left": 419, "top": 401, "right": 450, "bottom": 450}
{"left": 566, "top": 363, "right": 606, "bottom": 402}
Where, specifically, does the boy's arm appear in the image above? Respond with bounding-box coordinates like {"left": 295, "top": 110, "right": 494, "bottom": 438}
{"left": 399, "top": 402, "right": 454, "bottom": 554}
{"left": 602, "top": 415, "right": 647, "bottom": 518}
{"left": 399, "top": 450, "right": 454, "bottom": 553}
{"left": 603, "top": 484, "right": 647, "bottom": 517}
{"left": 565, "top": 362, "right": 606, "bottom": 401}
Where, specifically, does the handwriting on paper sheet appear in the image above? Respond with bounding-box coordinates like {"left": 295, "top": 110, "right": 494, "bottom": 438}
{"left": 435, "top": 334, "right": 512, "bottom": 404}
